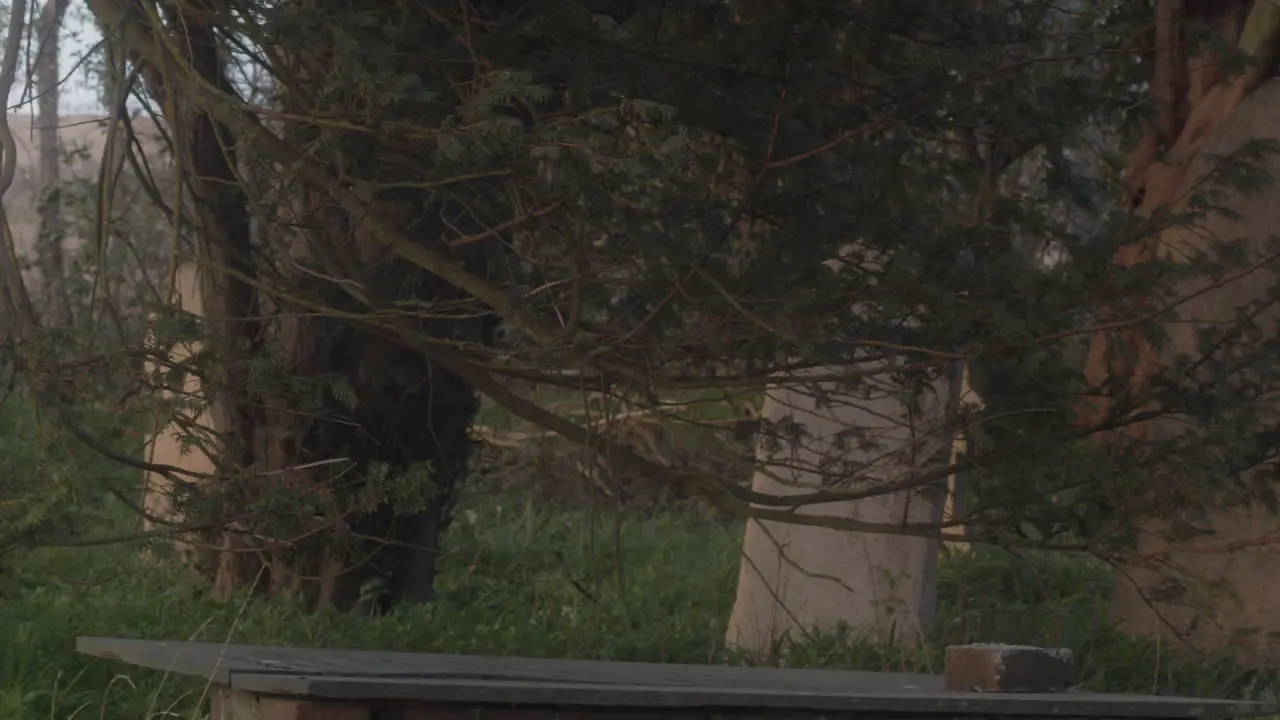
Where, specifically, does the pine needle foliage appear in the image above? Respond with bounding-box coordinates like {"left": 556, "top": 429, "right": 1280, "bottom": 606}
{"left": 9, "top": 0, "right": 1268, "bottom": 603}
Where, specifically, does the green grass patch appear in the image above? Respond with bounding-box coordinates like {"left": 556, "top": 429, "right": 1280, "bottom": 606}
{"left": 474, "top": 385, "right": 759, "bottom": 432}
{"left": 1, "top": 497, "right": 1271, "bottom": 720}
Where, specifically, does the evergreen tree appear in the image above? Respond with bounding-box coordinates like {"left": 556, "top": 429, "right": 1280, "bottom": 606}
{"left": 14, "top": 0, "right": 1263, "bottom": 623}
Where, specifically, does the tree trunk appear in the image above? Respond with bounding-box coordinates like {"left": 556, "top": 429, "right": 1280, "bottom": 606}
{"left": 34, "top": 0, "right": 71, "bottom": 327}
{"left": 1104, "top": 78, "right": 1280, "bottom": 664}
{"left": 725, "top": 364, "right": 957, "bottom": 656}
{"left": 103, "top": 0, "right": 489, "bottom": 612}
{"left": 1081, "top": 0, "right": 1280, "bottom": 663}
{"left": 140, "top": 262, "right": 209, "bottom": 565}
{"left": 255, "top": 260, "right": 483, "bottom": 612}
{"left": 165, "top": 8, "right": 266, "bottom": 600}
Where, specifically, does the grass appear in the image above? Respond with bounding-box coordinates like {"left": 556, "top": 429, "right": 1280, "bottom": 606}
{"left": 1, "top": 495, "right": 1271, "bottom": 720}
{"left": 0, "top": 395, "right": 1273, "bottom": 719}
{"left": 473, "top": 385, "right": 759, "bottom": 433}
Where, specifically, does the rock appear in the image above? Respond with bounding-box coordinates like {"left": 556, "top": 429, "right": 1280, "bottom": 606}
{"left": 944, "top": 643, "right": 1073, "bottom": 693}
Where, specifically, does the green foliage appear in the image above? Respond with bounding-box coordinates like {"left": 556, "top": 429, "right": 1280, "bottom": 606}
{"left": 144, "top": 0, "right": 1275, "bottom": 551}
{"left": 35, "top": 0, "right": 1280, "bottom": 620}
{"left": 1, "top": 498, "right": 1270, "bottom": 720}
{"left": 0, "top": 392, "right": 141, "bottom": 555}
{"left": 57, "top": 132, "right": 175, "bottom": 351}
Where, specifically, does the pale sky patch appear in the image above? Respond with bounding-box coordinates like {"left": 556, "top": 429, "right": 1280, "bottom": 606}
{"left": 6, "top": 0, "right": 106, "bottom": 116}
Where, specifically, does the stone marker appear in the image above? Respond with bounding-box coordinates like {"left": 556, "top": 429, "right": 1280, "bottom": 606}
{"left": 944, "top": 644, "right": 1073, "bottom": 693}
{"left": 725, "top": 367, "right": 955, "bottom": 654}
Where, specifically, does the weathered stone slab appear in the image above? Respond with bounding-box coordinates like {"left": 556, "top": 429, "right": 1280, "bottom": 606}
{"left": 80, "top": 637, "right": 1274, "bottom": 719}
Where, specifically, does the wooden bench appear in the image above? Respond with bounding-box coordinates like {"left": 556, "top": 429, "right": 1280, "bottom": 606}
{"left": 77, "top": 637, "right": 1273, "bottom": 720}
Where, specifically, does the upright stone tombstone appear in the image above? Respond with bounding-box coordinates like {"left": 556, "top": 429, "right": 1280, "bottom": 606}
{"left": 725, "top": 364, "right": 958, "bottom": 656}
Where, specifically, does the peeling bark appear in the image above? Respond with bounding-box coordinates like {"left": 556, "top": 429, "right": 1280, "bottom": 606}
{"left": 1082, "top": 0, "right": 1280, "bottom": 661}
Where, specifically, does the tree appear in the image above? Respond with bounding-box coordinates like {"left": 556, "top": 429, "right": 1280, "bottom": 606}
{"left": 727, "top": 0, "right": 1143, "bottom": 653}
{"left": 1081, "top": 0, "right": 1280, "bottom": 663}
{"left": 22, "top": 0, "right": 1270, "bottom": 629}
{"left": 33, "top": 0, "right": 71, "bottom": 327}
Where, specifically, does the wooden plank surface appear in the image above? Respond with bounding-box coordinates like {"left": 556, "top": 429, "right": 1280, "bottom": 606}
{"left": 77, "top": 637, "right": 1274, "bottom": 719}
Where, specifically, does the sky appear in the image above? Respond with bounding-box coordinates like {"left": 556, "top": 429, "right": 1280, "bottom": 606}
{"left": 6, "top": 2, "right": 106, "bottom": 117}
